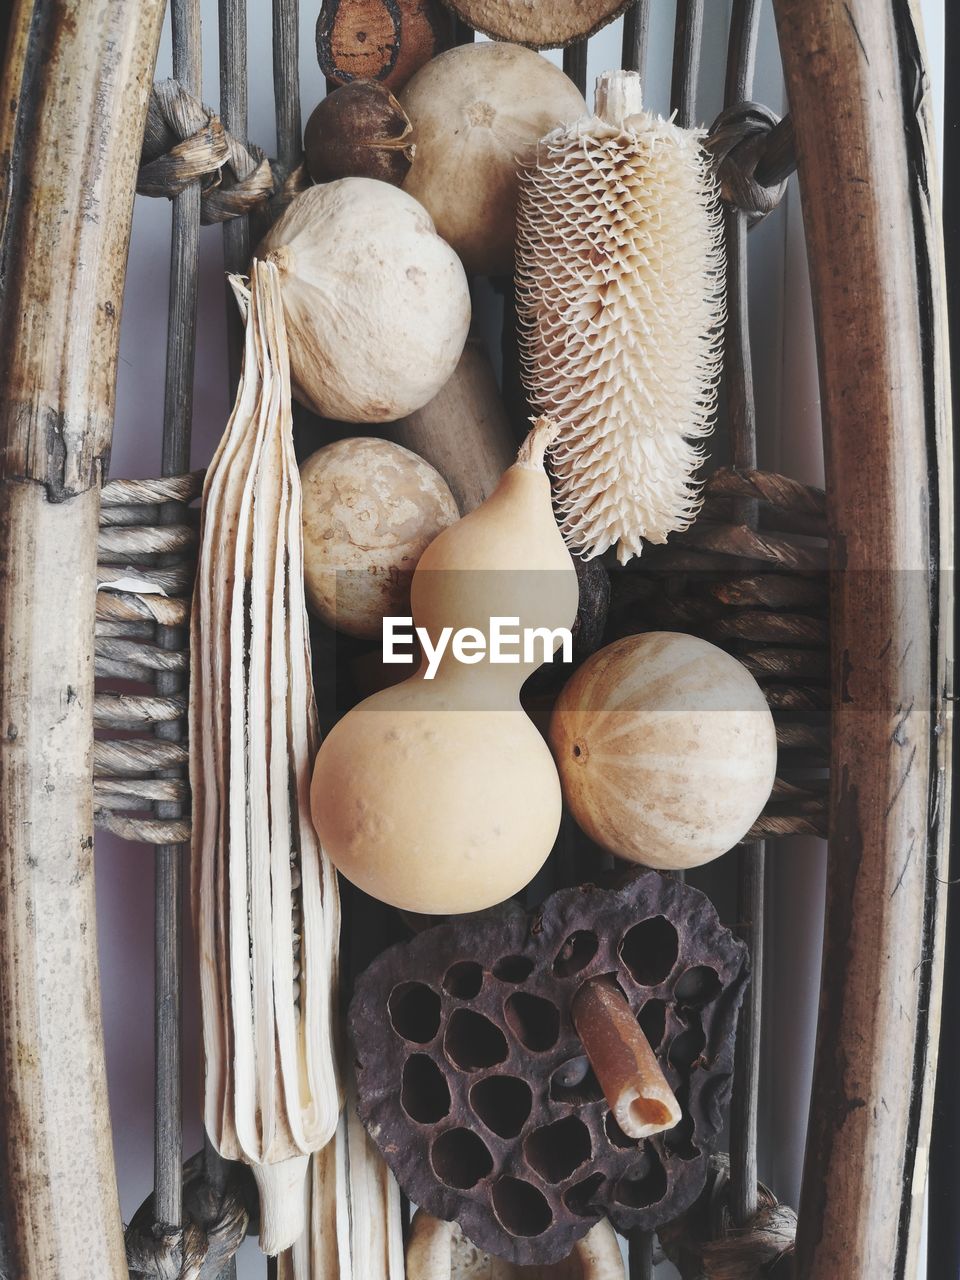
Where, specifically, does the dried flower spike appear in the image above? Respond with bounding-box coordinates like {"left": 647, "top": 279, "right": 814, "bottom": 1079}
{"left": 190, "top": 260, "right": 341, "bottom": 1255}
{"left": 516, "top": 70, "right": 725, "bottom": 564}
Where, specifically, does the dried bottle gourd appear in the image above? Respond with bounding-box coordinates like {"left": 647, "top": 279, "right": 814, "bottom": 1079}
{"left": 190, "top": 260, "right": 341, "bottom": 1255}
{"left": 516, "top": 69, "right": 725, "bottom": 564}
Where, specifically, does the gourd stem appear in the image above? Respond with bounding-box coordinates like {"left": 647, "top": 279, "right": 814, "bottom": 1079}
{"left": 595, "top": 69, "right": 644, "bottom": 127}
{"left": 516, "top": 416, "right": 560, "bottom": 471}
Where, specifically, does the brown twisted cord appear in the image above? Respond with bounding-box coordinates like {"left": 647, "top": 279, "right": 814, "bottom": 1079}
{"left": 707, "top": 102, "right": 791, "bottom": 222}
{"left": 660, "top": 1155, "right": 796, "bottom": 1279}
{"left": 125, "top": 1151, "right": 249, "bottom": 1279}
{"left": 137, "top": 79, "right": 307, "bottom": 224}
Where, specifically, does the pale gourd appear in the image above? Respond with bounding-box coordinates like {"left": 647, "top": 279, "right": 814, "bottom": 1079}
{"left": 549, "top": 632, "right": 777, "bottom": 870}
{"left": 406, "top": 1211, "right": 626, "bottom": 1279}
{"left": 300, "top": 437, "right": 459, "bottom": 638}
{"left": 399, "top": 43, "right": 585, "bottom": 276}
{"left": 310, "top": 418, "right": 578, "bottom": 914}
{"left": 257, "top": 178, "right": 471, "bottom": 421}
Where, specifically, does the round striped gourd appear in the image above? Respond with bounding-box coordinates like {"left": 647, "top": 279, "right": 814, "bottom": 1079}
{"left": 549, "top": 632, "right": 776, "bottom": 870}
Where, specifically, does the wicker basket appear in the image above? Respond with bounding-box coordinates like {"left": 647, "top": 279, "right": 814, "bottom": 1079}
{"left": 0, "top": 2, "right": 950, "bottom": 1279}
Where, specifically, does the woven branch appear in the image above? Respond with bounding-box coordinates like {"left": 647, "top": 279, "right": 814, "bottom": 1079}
{"left": 707, "top": 101, "right": 791, "bottom": 222}
{"left": 137, "top": 79, "right": 305, "bottom": 224}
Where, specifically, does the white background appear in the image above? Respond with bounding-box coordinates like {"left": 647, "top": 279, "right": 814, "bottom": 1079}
{"left": 101, "top": 2, "right": 945, "bottom": 1274}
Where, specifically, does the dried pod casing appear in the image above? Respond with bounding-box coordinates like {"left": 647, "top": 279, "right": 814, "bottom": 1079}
{"left": 190, "top": 261, "right": 341, "bottom": 1255}
{"left": 304, "top": 80, "right": 415, "bottom": 187}
{"left": 317, "top": 0, "right": 449, "bottom": 92}
{"left": 437, "top": 0, "right": 630, "bottom": 49}
{"left": 516, "top": 69, "right": 726, "bottom": 564}
{"left": 350, "top": 873, "right": 749, "bottom": 1265}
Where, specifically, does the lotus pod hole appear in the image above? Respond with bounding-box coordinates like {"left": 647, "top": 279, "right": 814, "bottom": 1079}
{"left": 493, "top": 955, "right": 535, "bottom": 983}
{"left": 619, "top": 917, "right": 680, "bottom": 987}
{"left": 389, "top": 982, "right": 442, "bottom": 1043}
{"left": 637, "top": 1000, "right": 668, "bottom": 1052}
{"left": 492, "top": 1177, "right": 554, "bottom": 1238}
{"left": 553, "top": 931, "right": 600, "bottom": 978}
{"left": 505, "top": 992, "right": 561, "bottom": 1052}
{"left": 445, "top": 1009, "right": 510, "bottom": 1072}
{"left": 444, "top": 962, "right": 485, "bottom": 1000}
{"left": 432, "top": 1128, "right": 494, "bottom": 1189}
{"left": 525, "top": 1116, "right": 592, "bottom": 1183}
{"left": 471, "top": 1076, "right": 534, "bottom": 1139}
{"left": 350, "top": 873, "right": 749, "bottom": 1264}
{"left": 675, "top": 966, "right": 723, "bottom": 1008}
{"left": 402, "top": 1054, "right": 451, "bottom": 1124}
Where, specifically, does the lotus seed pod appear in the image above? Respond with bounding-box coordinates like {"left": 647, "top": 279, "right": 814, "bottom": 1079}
{"left": 516, "top": 69, "right": 725, "bottom": 564}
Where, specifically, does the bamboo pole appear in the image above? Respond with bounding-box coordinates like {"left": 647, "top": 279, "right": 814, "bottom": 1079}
{"left": 0, "top": 3, "right": 165, "bottom": 1278}
{"left": 773, "top": 2, "right": 952, "bottom": 1275}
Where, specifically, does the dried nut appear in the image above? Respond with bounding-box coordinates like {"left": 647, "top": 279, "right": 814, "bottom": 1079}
{"left": 304, "top": 81, "right": 415, "bottom": 187}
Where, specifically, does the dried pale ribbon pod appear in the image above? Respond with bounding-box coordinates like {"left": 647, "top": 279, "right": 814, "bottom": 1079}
{"left": 516, "top": 70, "right": 725, "bottom": 564}
{"left": 406, "top": 1211, "right": 626, "bottom": 1278}
{"left": 190, "top": 260, "right": 341, "bottom": 1254}
{"left": 279, "top": 1073, "right": 405, "bottom": 1280}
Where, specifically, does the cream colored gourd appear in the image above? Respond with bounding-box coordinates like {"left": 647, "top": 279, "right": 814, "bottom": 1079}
{"left": 310, "top": 419, "right": 578, "bottom": 914}
{"left": 400, "top": 43, "right": 585, "bottom": 275}
{"left": 258, "top": 177, "right": 470, "bottom": 421}
{"left": 549, "top": 632, "right": 777, "bottom": 870}
{"left": 516, "top": 70, "right": 725, "bottom": 563}
{"left": 190, "top": 262, "right": 341, "bottom": 1255}
{"left": 406, "top": 1211, "right": 626, "bottom": 1279}
{"left": 300, "top": 437, "right": 459, "bottom": 638}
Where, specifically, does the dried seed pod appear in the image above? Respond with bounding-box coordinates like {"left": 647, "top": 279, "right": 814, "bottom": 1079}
{"left": 516, "top": 70, "right": 726, "bottom": 564}
{"left": 350, "top": 872, "right": 749, "bottom": 1265}
{"left": 190, "top": 261, "right": 341, "bottom": 1255}
{"left": 300, "top": 437, "right": 459, "bottom": 639}
{"left": 305, "top": 80, "right": 415, "bottom": 186}
{"left": 436, "top": 0, "right": 631, "bottom": 49}
{"left": 257, "top": 179, "right": 470, "bottom": 422}
{"left": 400, "top": 43, "right": 586, "bottom": 276}
{"left": 317, "top": 0, "right": 450, "bottom": 92}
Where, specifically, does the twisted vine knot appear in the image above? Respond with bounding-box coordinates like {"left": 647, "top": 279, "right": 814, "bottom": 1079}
{"left": 125, "top": 1151, "right": 250, "bottom": 1280}
{"left": 138, "top": 79, "right": 306, "bottom": 224}
{"left": 660, "top": 1154, "right": 797, "bottom": 1279}
{"left": 707, "top": 102, "right": 790, "bottom": 222}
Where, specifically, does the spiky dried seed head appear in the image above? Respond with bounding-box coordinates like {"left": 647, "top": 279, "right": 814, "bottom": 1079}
{"left": 516, "top": 70, "right": 726, "bottom": 565}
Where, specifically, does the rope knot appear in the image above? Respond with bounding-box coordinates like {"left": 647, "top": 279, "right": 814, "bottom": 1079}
{"left": 660, "top": 1154, "right": 797, "bottom": 1279}
{"left": 125, "top": 1151, "right": 250, "bottom": 1280}
{"left": 138, "top": 79, "right": 278, "bottom": 224}
{"left": 707, "top": 102, "right": 790, "bottom": 222}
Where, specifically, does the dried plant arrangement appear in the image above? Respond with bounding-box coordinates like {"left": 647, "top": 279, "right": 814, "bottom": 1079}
{"left": 190, "top": 260, "right": 341, "bottom": 1255}
{"left": 516, "top": 69, "right": 725, "bottom": 564}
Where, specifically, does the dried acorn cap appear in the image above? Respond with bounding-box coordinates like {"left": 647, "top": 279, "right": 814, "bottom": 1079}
{"left": 304, "top": 81, "right": 415, "bottom": 187}
{"left": 349, "top": 872, "right": 749, "bottom": 1265}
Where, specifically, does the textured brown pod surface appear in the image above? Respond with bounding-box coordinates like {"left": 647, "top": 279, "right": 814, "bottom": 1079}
{"left": 436, "top": 0, "right": 631, "bottom": 49}
{"left": 350, "top": 873, "right": 749, "bottom": 1264}
{"left": 317, "top": 0, "right": 450, "bottom": 91}
{"left": 304, "top": 80, "right": 414, "bottom": 186}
